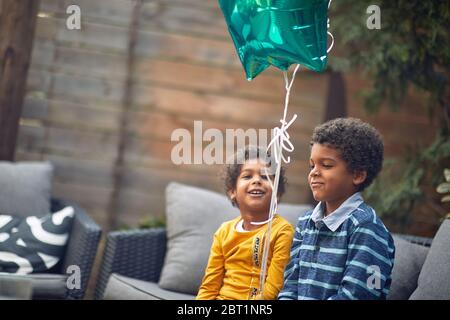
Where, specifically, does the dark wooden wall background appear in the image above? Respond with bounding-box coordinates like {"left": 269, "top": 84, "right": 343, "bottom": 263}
{"left": 13, "top": 0, "right": 437, "bottom": 233}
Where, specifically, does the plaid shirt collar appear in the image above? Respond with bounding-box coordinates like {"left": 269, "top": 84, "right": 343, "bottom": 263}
{"left": 311, "top": 192, "right": 364, "bottom": 232}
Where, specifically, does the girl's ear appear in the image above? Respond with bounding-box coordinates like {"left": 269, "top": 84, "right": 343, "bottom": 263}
{"left": 228, "top": 189, "right": 237, "bottom": 207}
{"left": 352, "top": 170, "right": 367, "bottom": 188}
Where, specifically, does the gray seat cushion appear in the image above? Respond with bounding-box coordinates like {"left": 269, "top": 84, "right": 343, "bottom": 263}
{"left": 387, "top": 236, "right": 429, "bottom": 300}
{"left": 0, "top": 273, "right": 68, "bottom": 299}
{"left": 103, "top": 273, "right": 195, "bottom": 300}
{"left": 158, "top": 182, "right": 311, "bottom": 295}
{"left": 0, "top": 161, "right": 53, "bottom": 218}
{"left": 410, "top": 219, "right": 450, "bottom": 300}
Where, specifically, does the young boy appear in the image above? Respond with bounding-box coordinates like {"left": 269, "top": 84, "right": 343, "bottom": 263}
{"left": 196, "top": 146, "right": 294, "bottom": 300}
{"left": 278, "top": 118, "right": 395, "bottom": 300}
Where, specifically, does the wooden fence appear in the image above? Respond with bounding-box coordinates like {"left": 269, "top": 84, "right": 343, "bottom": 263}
{"left": 17, "top": 0, "right": 330, "bottom": 230}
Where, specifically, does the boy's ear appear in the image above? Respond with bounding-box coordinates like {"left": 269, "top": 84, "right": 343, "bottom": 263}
{"left": 352, "top": 170, "right": 367, "bottom": 187}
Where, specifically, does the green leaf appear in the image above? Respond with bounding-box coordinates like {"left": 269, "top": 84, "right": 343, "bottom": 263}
{"left": 437, "top": 182, "right": 450, "bottom": 194}
{"left": 444, "top": 169, "right": 450, "bottom": 182}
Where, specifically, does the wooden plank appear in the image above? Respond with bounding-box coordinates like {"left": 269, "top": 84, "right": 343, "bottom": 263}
{"left": 22, "top": 97, "right": 121, "bottom": 131}
{"left": 22, "top": 96, "right": 49, "bottom": 120}
{"left": 34, "top": 15, "right": 59, "bottom": 40}
{"left": 16, "top": 123, "right": 46, "bottom": 154}
{"left": 49, "top": 71, "right": 124, "bottom": 105}
{"left": 17, "top": 123, "right": 119, "bottom": 161}
{"left": 51, "top": 46, "right": 128, "bottom": 80}
{"left": 133, "top": 57, "right": 329, "bottom": 106}
{"left": 140, "top": 1, "right": 228, "bottom": 39}
{"left": 163, "top": 0, "right": 219, "bottom": 9}
{"left": 52, "top": 182, "right": 112, "bottom": 210}
{"left": 26, "top": 68, "right": 52, "bottom": 93}
{"left": 29, "top": 44, "right": 127, "bottom": 81}
{"left": 46, "top": 126, "right": 119, "bottom": 160}
{"left": 55, "top": 20, "right": 129, "bottom": 53}
{"left": 30, "top": 38, "right": 55, "bottom": 67}
{"left": 132, "top": 84, "right": 325, "bottom": 129}
{"left": 46, "top": 98, "right": 120, "bottom": 131}
{"left": 135, "top": 28, "right": 239, "bottom": 67}
{"left": 35, "top": 16, "right": 129, "bottom": 54}
{"left": 49, "top": 154, "right": 114, "bottom": 187}
{"left": 40, "top": 0, "right": 133, "bottom": 27}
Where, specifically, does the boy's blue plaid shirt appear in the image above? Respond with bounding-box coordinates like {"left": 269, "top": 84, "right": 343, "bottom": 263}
{"left": 278, "top": 192, "right": 395, "bottom": 300}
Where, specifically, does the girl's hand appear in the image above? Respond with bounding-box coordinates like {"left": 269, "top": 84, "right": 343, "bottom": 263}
{"left": 254, "top": 293, "right": 265, "bottom": 300}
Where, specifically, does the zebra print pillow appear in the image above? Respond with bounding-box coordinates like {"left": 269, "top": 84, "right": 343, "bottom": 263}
{"left": 0, "top": 207, "right": 74, "bottom": 274}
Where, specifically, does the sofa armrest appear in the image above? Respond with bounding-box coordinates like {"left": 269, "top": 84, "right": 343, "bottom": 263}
{"left": 393, "top": 233, "right": 433, "bottom": 247}
{"left": 52, "top": 198, "right": 102, "bottom": 299}
{"left": 94, "top": 228, "right": 167, "bottom": 300}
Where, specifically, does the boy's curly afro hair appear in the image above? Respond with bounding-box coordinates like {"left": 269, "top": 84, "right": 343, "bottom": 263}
{"left": 222, "top": 145, "right": 287, "bottom": 207}
{"left": 311, "top": 117, "right": 384, "bottom": 191}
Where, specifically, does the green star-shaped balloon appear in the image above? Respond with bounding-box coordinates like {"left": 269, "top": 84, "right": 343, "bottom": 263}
{"left": 218, "top": 0, "right": 330, "bottom": 80}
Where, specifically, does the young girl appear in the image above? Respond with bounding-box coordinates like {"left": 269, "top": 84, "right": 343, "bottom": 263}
{"left": 196, "top": 145, "right": 294, "bottom": 300}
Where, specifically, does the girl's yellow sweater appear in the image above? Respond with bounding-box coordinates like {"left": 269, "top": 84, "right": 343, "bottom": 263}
{"left": 196, "top": 214, "right": 294, "bottom": 300}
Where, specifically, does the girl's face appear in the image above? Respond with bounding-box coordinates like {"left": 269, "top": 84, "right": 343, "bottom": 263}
{"left": 229, "top": 159, "right": 274, "bottom": 216}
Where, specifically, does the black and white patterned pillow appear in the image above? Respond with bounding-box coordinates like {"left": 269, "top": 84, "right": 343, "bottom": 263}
{"left": 0, "top": 207, "right": 74, "bottom": 274}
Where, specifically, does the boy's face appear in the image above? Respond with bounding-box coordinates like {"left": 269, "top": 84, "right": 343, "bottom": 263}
{"left": 309, "top": 143, "right": 366, "bottom": 214}
{"left": 229, "top": 159, "right": 273, "bottom": 216}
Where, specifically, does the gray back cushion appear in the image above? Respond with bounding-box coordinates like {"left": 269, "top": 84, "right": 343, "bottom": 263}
{"left": 387, "top": 236, "right": 429, "bottom": 300}
{"left": 410, "top": 219, "right": 450, "bottom": 300}
{"left": 158, "top": 182, "right": 312, "bottom": 295}
{"left": 0, "top": 161, "right": 53, "bottom": 218}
